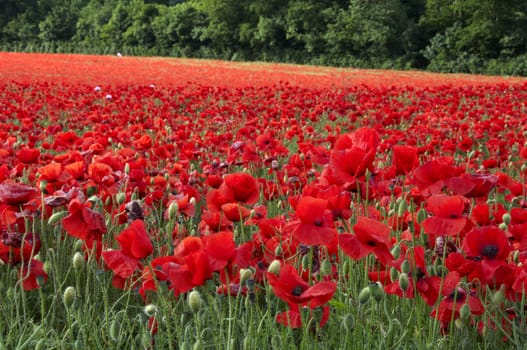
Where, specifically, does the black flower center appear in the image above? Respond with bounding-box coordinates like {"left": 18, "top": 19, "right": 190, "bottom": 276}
{"left": 481, "top": 244, "right": 499, "bottom": 259}
{"left": 366, "top": 240, "right": 377, "bottom": 247}
{"left": 313, "top": 218, "right": 323, "bottom": 227}
{"left": 292, "top": 286, "right": 304, "bottom": 296}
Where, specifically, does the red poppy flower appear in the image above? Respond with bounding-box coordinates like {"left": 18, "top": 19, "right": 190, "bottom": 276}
{"left": 286, "top": 196, "right": 337, "bottom": 247}
{"left": 462, "top": 226, "right": 510, "bottom": 262}
{"left": 102, "top": 249, "right": 142, "bottom": 279}
{"left": 16, "top": 147, "right": 40, "bottom": 164}
{"left": 19, "top": 259, "right": 48, "bottom": 290}
{"left": 266, "top": 263, "right": 336, "bottom": 308}
{"left": 339, "top": 216, "right": 394, "bottom": 265}
{"left": 116, "top": 220, "right": 153, "bottom": 259}
{"left": 422, "top": 194, "right": 469, "bottom": 238}
{"left": 0, "top": 231, "right": 40, "bottom": 265}
{"left": 430, "top": 271, "right": 484, "bottom": 323}
{"left": 223, "top": 172, "right": 260, "bottom": 205}
{"left": 62, "top": 198, "right": 106, "bottom": 242}
{"left": 412, "top": 157, "right": 461, "bottom": 195}
{"left": 392, "top": 145, "right": 419, "bottom": 174}
{"left": 0, "top": 182, "right": 39, "bottom": 205}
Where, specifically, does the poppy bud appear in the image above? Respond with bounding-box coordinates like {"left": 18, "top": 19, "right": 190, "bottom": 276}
{"left": 320, "top": 259, "right": 332, "bottom": 276}
{"left": 459, "top": 303, "right": 470, "bottom": 321}
{"left": 390, "top": 267, "right": 399, "bottom": 283}
{"left": 239, "top": 268, "right": 253, "bottom": 287}
{"left": 116, "top": 192, "right": 126, "bottom": 205}
{"left": 144, "top": 304, "right": 158, "bottom": 317}
{"left": 391, "top": 245, "right": 401, "bottom": 259}
{"left": 43, "top": 261, "right": 51, "bottom": 275}
{"left": 358, "top": 286, "right": 371, "bottom": 304}
{"left": 188, "top": 290, "right": 202, "bottom": 314}
{"left": 467, "top": 150, "right": 476, "bottom": 159}
{"left": 502, "top": 213, "right": 511, "bottom": 226}
{"left": 35, "top": 339, "right": 46, "bottom": 350}
{"left": 63, "top": 286, "right": 76, "bottom": 308}
{"left": 454, "top": 318, "right": 464, "bottom": 329}
{"left": 416, "top": 208, "right": 427, "bottom": 224}
{"left": 73, "top": 252, "right": 85, "bottom": 270}
{"left": 341, "top": 314, "right": 354, "bottom": 331}
{"left": 401, "top": 260, "right": 410, "bottom": 274}
{"left": 274, "top": 245, "right": 283, "bottom": 256}
{"left": 267, "top": 260, "right": 281, "bottom": 275}
{"left": 369, "top": 282, "right": 385, "bottom": 302}
{"left": 39, "top": 180, "right": 48, "bottom": 193}
{"left": 301, "top": 254, "right": 310, "bottom": 270}
{"left": 48, "top": 210, "right": 68, "bottom": 225}
{"left": 492, "top": 288, "right": 506, "bottom": 306}
{"left": 513, "top": 250, "right": 520, "bottom": 264}
{"left": 397, "top": 200, "right": 407, "bottom": 217}
{"left": 168, "top": 201, "right": 179, "bottom": 220}
{"left": 109, "top": 318, "right": 120, "bottom": 342}
{"left": 74, "top": 239, "right": 84, "bottom": 252}
{"left": 398, "top": 273, "right": 409, "bottom": 292}
{"left": 498, "top": 223, "right": 508, "bottom": 231}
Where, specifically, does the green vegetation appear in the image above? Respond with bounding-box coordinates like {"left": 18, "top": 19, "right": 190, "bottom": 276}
{"left": 2, "top": 1, "right": 527, "bottom": 70}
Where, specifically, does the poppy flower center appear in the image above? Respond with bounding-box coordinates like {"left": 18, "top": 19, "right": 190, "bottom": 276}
{"left": 313, "top": 218, "right": 323, "bottom": 227}
{"left": 292, "top": 286, "right": 304, "bottom": 296}
{"left": 366, "top": 240, "right": 377, "bottom": 247}
{"left": 481, "top": 244, "right": 499, "bottom": 259}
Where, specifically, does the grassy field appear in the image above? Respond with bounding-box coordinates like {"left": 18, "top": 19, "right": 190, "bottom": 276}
{"left": 0, "top": 53, "right": 527, "bottom": 349}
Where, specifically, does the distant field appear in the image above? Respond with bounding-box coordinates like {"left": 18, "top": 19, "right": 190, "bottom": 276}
{"left": 1, "top": 52, "right": 525, "bottom": 88}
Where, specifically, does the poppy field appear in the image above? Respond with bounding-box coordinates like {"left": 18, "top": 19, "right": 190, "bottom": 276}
{"left": 1, "top": 53, "right": 527, "bottom": 349}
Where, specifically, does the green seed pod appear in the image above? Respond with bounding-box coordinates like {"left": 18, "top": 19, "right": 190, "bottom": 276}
{"left": 168, "top": 201, "right": 179, "bottom": 220}
{"left": 358, "top": 286, "right": 371, "bottom": 304}
{"left": 492, "top": 289, "right": 506, "bottom": 306}
{"left": 301, "top": 254, "right": 310, "bottom": 270}
{"left": 43, "top": 261, "right": 51, "bottom": 275}
{"left": 74, "top": 239, "right": 84, "bottom": 252}
{"left": 391, "top": 245, "right": 401, "bottom": 260}
{"left": 143, "top": 304, "right": 158, "bottom": 317}
{"left": 267, "top": 260, "right": 281, "bottom": 275}
{"left": 341, "top": 314, "right": 354, "bottom": 331}
{"left": 369, "top": 282, "right": 385, "bottom": 302}
{"left": 398, "top": 273, "right": 409, "bottom": 292}
{"left": 397, "top": 200, "right": 407, "bottom": 217}
{"left": 188, "top": 290, "right": 202, "bottom": 314}
{"left": 48, "top": 210, "right": 68, "bottom": 225}
{"left": 390, "top": 267, "right": 399, "bottom": 283}
{"left": 116, "top": 192, "right": 126, "bottom": 205}
{"left": 274, "top": 244, "right": 283, "bottom": 257}
{"left": 109, "top": 318, "right": 120, "bottom": 342}
{"left": 124, "top": 163, "right": 130, "bottom": 175}
{"left": 400, "top": 260, "right": 411, "bottom": 274}
{"left": 454, "top": 318, "right": 464, "bottom": 329}
{"left": 513, "top": 250, "right": 520, "bottom": 264}
{"left": 239, "top": 268, "right": 253, "bottom": 287}
{"left": 459, "top": 303, "right": 470, "bottom": 321}
{"left": 72, "top": 252, "right": 85, "bottom": 270}
{"left": 416, "top": 208, "right": 428, "bottom": 224}
{"left": 63, "top": 286, "right": 76, "bottom": 308}
{"left": 320, "top": 259, "right": 332, "bottom": 276}
{"left": 498, "top": 222, "right": 508, "bottom": 231}
{"left": 39, "top": 180, "right": 48, "bottom": 193}
{"left": 502, "top": 213, "right": 511, "bottom": 226}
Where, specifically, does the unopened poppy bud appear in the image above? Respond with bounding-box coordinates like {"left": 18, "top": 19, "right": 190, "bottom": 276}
{"left": 454, "top": 318, "right": 464, "bottom": 329}
{"left": 391, "top": 245, "right": 401, "bottom": 259}
{"left": 502, "top": 213, "right": 511, "bottom": 226}
{"left": 74, "top": 239, "right": 84, "bottom": 252}
{"left": 180, "top": 341, "right": 192, "bottom": 350}
{"left": 239, "top": 268, "right": 253, "bottom": 286}
{"left": 459, "top": 303, "right": 470, "bottom": 321}
{"left": 73, "top": 252, "right": 85, "bottom": 270}
{"left": 492, "top": 288, "right": 506, "bottom": 306}
{"left": 358, "top": 286, "right": 371, "bottom": 304}
{"left": 513, "top": 250, "right": 520, "bottom": 264}
{"left": 397, "top": 200, "right": 407, "bottom": 217}
{"left": 274, "top": 244, "right": 283, "bottom": 256}
{"left": 144, "top": 304, "right": 158, "bottom": 317}
{"left": 48, "top": 210, "right": 68, "bottom": 225}
{"left": 267, "top": 260, "right": 281, "bottom": 275}
{"left": 116, "top": 192, "right": 126, "bottom": 205}
{"left": 188, "top": 290, "right": 202, "bottom": 314}
{"left": 369, "top": 282, "right": 385, "bottom": 302}
{"left": 498, "top": 222, "right": 508, "bottom": 231}
{"left": 416, "top": 208, "right": 427, "bottom": 224}
{"left": 467, "top": 150, "right": 476, "bottom": 159}
{"left": 341, "top": 314, "right": 354, "bottom": 331}
{"left": 390, "top": 267, "right": 399, "bottom": 283}
{"left": 168, "top": 201, "right": 179, "bottom": 220}
{"left": 43, "top": 261, "right": 51, "bottom": 274}
{"left": 109, "top": 318, "right": 120, "bottom": 342}
{"left": 398, "top": 273, "right": 409, "bottom": 292}
{"left": 63, "top": 286, "right": 76, "bottom": 308}
{"left": 301, "top": 254, "right": 310, "bottom": 270}
{"left": 320, "top": 259, "right": 332, "bottom": 276}
{"left": 35, "top": 339, "right": 46, "bottom": 350}
{"left": 401, "top": 260, "right": 411, "bottom": 274}
{"left": 39, "top": 180, "right": 48, "bottom": 193}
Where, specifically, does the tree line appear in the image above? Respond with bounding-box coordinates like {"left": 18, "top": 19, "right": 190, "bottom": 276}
{"left": 2, "top": 0, "right": 527, "bottom": 75}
